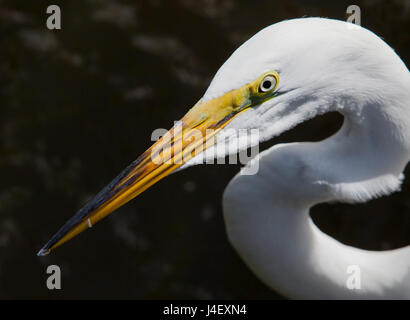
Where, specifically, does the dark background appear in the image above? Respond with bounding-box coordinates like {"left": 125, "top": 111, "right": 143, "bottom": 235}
{"left": 0, "top": 0, "right": 409, "bottom": 299}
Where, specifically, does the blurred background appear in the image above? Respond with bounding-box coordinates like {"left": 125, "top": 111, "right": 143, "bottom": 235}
{"left": 0, "top": 0, "right": 409, "bottom": 299}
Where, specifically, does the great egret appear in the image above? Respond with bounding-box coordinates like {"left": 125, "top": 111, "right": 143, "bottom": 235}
{"left": 38, "top": 18, "right": 410, "bottom": 299}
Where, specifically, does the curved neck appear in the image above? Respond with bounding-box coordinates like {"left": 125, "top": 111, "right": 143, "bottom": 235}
{"left": 306, "top": 107, "right": 409, "bottom": 204}
{"left": 223, "top": 108, "right": 410, "bottom": 299}
{"left": 225, "top": 193, "right": 410, "bottom": 298}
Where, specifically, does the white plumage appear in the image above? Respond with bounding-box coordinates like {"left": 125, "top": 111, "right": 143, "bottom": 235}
{"left": 38, "top": 17, "right": 410, "bottom": 299}
{"left": 209, "top": 18, "right": 410, "bottom": 299}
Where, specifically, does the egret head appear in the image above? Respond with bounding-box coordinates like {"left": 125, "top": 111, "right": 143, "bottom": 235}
{"left": 195, "top": 17, "right": 409, "bottom": 164}
{"left": 38, "top": 17, "right": 409, "bottom": 255}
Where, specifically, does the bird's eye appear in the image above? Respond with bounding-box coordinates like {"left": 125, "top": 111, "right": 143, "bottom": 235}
{"left": 259, "top": 75, "right": 277, "bottom": 93}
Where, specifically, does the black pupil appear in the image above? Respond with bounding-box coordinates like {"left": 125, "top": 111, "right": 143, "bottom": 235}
{"left": 262, "top": 80, "right": 272, "bottom": 90}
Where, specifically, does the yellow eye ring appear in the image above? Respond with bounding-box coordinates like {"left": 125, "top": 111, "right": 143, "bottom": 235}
{"left": 259, "top": 74, "right": 278, "bottom": 93}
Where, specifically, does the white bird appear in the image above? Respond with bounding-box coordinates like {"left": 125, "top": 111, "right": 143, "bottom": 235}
{"left": 38, "top": 18, "right": 410, "bottom": 299}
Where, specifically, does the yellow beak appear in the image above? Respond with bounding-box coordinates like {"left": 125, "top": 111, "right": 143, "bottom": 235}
{"left": 37, "top": 83, "right": 258, "bottom": 256}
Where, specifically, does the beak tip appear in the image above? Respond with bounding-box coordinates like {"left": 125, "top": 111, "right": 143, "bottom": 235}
{"left": 37, "top": 248, "right": 50, "bottom": 257}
